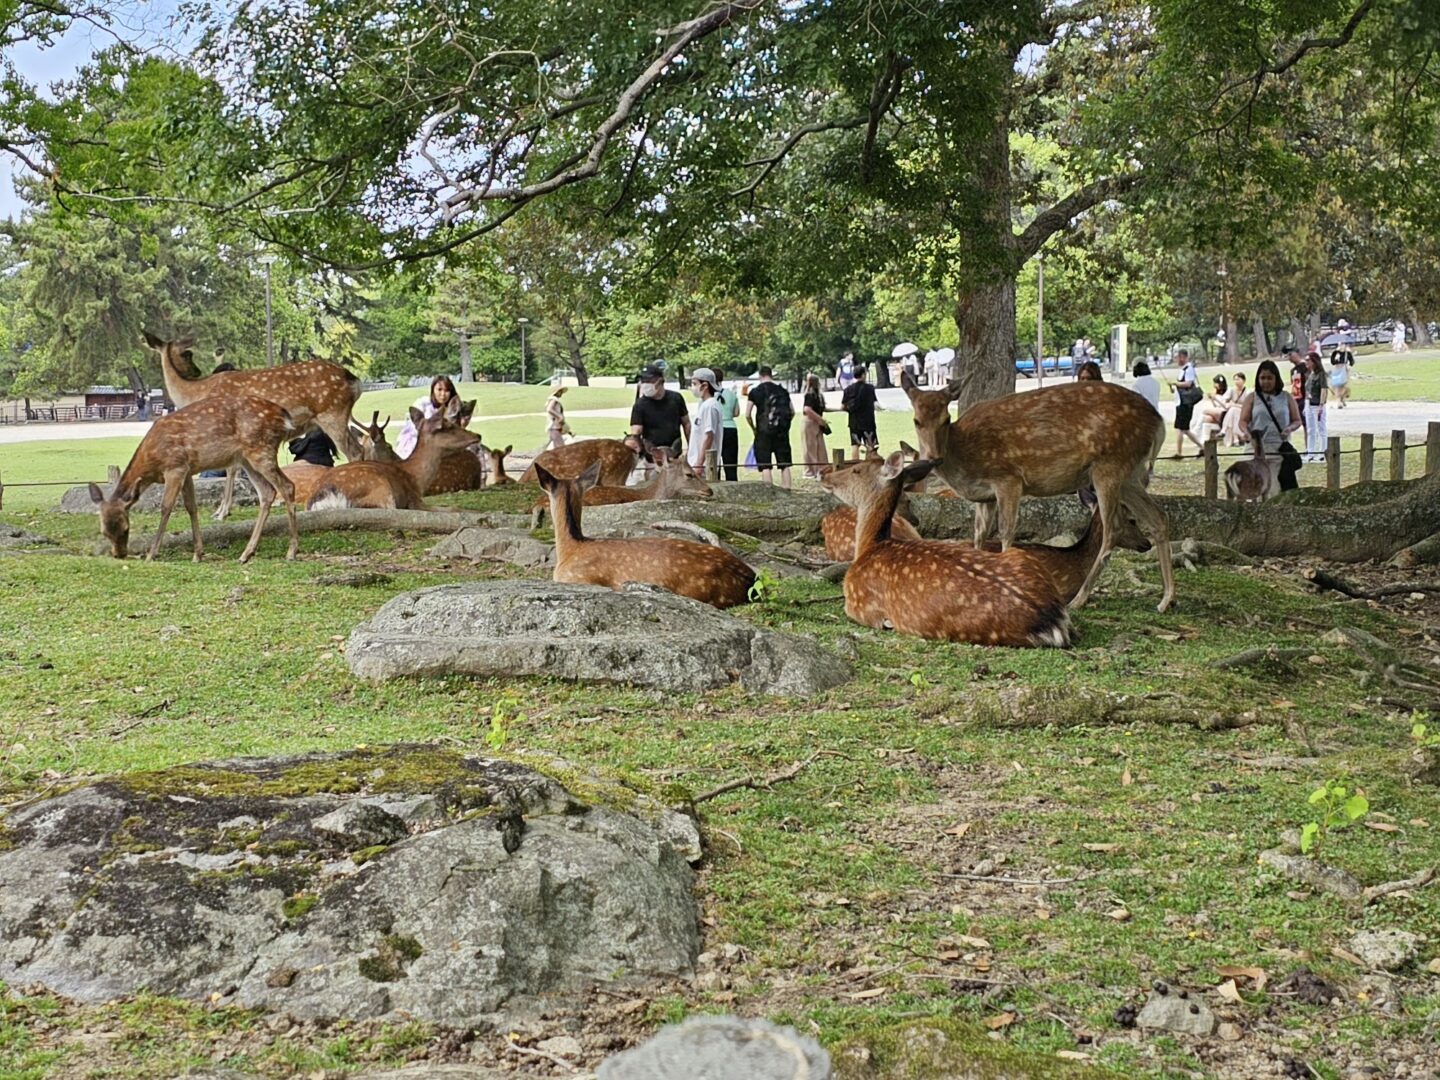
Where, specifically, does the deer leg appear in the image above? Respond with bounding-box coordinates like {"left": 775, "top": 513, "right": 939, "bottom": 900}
{"left": 988, "top": 479, "right": 1023, "bottom": 550}
{"left": 213, "top": 467, "right": 236, "bottom": 521}
{"left": 246, "top": 456, "right": 298, "bottom": 560}
{"left": 1121, "top": 483, "right": 1175, "bottom": 613}
{"left": 1069, "top": 481, "right": 1122, "bottom": 610}
{"left": 147, "top": 473, "right": 184, "bottom": 562}
{"left": 181, "top": 476, "right": 203, "bottom": 562}
{"left": 972, "top": 501, "right": 997, "bottom": 547}
{"left": 321, "top": 412, "right": 366, "bottom": 462}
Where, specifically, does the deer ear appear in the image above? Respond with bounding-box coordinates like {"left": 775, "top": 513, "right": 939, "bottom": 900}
{"left": 409, "top": 406, "right": 425, "bottom": 425}
{"left": 945, "top": 380, "right": 965, "bottom": 402}
{"left": 442, "top": 396, "right": 461, "bottom": 420}
{"left": 378, "top": 416, "right": 389, "bottom": 431}
{"left": 900, "top": 370, "right": 917, "bottom": 396}
{"left": 899, "top": 440, "right": 917, "bottom": 458}
{"left": 534, "top": 463, "right": 557, "bottom": 492}
{"left": 502, "top": 445, "right": 512, "bottom": 455}
{"left": 879, "top": 450, "right": 908, "bottom": 480}
{"left": 88, "top": 481, "right": 106, "bottom": 505}
{"left": 900, "top": 459, "right": 937, "bottom": 486}
{"left": 141, "top": 331, "right": 164, "bottom": 349}
{"left": 578, "top": 460, "right": 603, "bottom": 493}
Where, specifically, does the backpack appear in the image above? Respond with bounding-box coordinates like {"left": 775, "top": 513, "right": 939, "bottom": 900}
{"left": 758, "top": 383, "right": 793, "bottom": 432}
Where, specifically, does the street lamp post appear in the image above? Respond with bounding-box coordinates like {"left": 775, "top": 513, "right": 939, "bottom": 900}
{"left": 517, "top": 318, "right": 529, "bottom": 385}
{"left": 1217, "top": 262, "right": 1231, "bottom": 365}
{"left": 257, "top": 254, "right": 278, "bottom": 366}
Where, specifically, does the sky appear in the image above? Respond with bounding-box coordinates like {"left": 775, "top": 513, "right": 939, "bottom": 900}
{"left": 2, "top": 1, "right": 189, "bottom": 220}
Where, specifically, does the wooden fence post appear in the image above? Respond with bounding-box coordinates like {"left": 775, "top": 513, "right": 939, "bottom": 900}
{"left": 1357, "top": 433, "right": 1374, "bottom": 484}
{"left": 1390, "top": 430, "right": 1407, "bottom": 482}
{"left": 0, "top": 468, "right": 4, "bottom": 511}
{"left": 832, "top": 448, "right": 845, "bottom": 469}
{"left": 107, "top": 464, "right": 121, "bottom": 488}
{"left": 1326, "top": 436, "right": 1341, "bottom": 490}
{"left": 704, "top": 447, "right": 719, "bottom": 483}
{"left": 1202, "top": 438, "right": 1218, "bottom": 500}
{"left": 1427, "top": 421, "right": 1440, "bottom": 477}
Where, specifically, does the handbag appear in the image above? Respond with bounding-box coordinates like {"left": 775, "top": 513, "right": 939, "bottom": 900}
{"left": 818, "top": 419, "right": 832, "bottom": 436}
{"left": 1258, "top": 393, "right": 1302, "bottom": 472}
{"left": 1178, "top": 384, "right": 1203, "bottom": 406}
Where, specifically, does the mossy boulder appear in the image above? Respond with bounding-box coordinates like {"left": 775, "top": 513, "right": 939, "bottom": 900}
{"left": 0, "top": 745, "right": 699, "bottom": 1026}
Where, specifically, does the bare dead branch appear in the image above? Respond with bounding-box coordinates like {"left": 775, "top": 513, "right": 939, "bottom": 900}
{"left": 693, "top": 750, "right": 829, "bottom": 804}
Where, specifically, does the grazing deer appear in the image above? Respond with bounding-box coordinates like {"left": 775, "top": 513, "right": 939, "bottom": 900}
{"left": 536, "top": 460, "right": 754, "bottom": 609}
{"left": 1225, "top": 431, "right": 1278, "bottom": 503}
{"left": 901, "top": 373, "right": 1174, "bottom": 613}
{"left": 89, "top": 395, "right": 299, "bottom": 563}
{"left": 820, "top": 452, "right": 1069, "bottom": 647}
{"left": 307, "top": 399, "right": 479, "bottom": 510}
{"left": 520, "top": 436, "right": 642, "bottom": 486}
{"left": 144, "top": 332, "right": 364, "bottom": 521}
{"left": 484, "top": 445, "right": 515, "bottom": 486}
{"left": 531, "top": 455, "right": 712, "bottom": 525}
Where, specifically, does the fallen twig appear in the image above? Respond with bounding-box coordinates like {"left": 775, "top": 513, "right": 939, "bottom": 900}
{"left": 505, "top": 1040, "right": 579, "bottom": 1072}
{"left": 1306, "top": 568, "right": 1440, "bottom": 601}
{"left": 937, "top": 872, "right": 1084, "bottom": 886}
{"left": 693, "top": 750, "right": 829, "bottom": 804}
{"left": 1362, "top": 866, "right": 1437, "bottom": 903}
{"left": 1211, "top": 646, "right": 1312, "bottom": 672}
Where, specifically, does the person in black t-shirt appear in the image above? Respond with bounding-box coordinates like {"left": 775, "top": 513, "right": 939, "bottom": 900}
{"left": 745, "top": 366, "right": 793, "bottom": 488}
{"left": 629, "top": 363, "right": 691, "bottom": 462}
{"left": 288, "top": 429, "right": 338, "bottom": 468}
{"left": 840, "top": 364, "right": 879, "bottom": 460}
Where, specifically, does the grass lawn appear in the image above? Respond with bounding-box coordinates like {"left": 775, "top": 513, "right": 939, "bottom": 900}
{"left": 3, "top": 427, "right": 1440, "bottom": 1078}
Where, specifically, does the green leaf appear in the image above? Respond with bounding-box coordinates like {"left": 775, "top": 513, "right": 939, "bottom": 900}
{"left": 1300, "top": 822, "right": 1319, "bottom": 854}
{"left": 1307, "top": 787, "right": 1329, "bottom": 806}
{"left": 1343, "top": 795, "right": 1370, "bottom": 821}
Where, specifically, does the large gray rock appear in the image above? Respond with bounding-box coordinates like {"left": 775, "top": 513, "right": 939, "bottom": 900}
{"left": 57, "top": 475, "right": 258, "bottom": 514}
{"left": 346, "top": 581, "right": 852, "bottom": 697}
{"left": 1348, "top": 929, "right": 1422, "bottom": 971}
{"left": 0, "top": 746, "right": 699, "bottom": 1026}
{"left": 600, "top": 1016, "right": 830, "bottom": 1080}
{"left": 431, "top": 527, "right": 555, "bottom": 568}
{"left": 0, "top": 522, "right": 61, "bottom": 553}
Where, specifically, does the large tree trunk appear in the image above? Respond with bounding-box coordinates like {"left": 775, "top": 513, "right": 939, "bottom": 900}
{"left": 1289, "top": 317, "right": 1307, "bottom": 352}
{"left": 1410, "top": 308, "right": 1432, "bottom": 347}
{"left": 458, "top": 329, "right": 474, "bottom": 384}
{"left": 564, "top": 324, "right": 590, "bottom": 386}
{"left": 1250, "top": 315, "right": 1268, "bottom": 358}
{"left": 953, "top": 276, "right": 1017, "bottom": 411}
{"left": 1223, "top": 315, "right": 1239, "bottom": 364}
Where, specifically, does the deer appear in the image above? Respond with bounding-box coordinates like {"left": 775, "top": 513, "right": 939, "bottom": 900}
{"left": 89, "top": 395, "right": 299, "bottom": 563}
{"left": 350, "top": 412, "right": 398, "bottom": 462}
{"left": 820, "top": 451, "right": 1070, "bottom": 646}
{"left": 144, "top": 332, "right": 365, "bottom": 521}
{"left": 306, "top": 398, "right": 479, "bottom": 510}
{"left": 484, "top": 445, "right": 515, "bottom": 486}
{"left": 520, "top": 435, "right": 642, "bottom": 487}
{"left": 821, "top": 505, "right": 922, "bottom": 561}
{"left": 425, "top": 446, "right": 486, "bottom": 494}
{"left": 531, "top": 454, "right": 712, "bottom": 526}
{"left": 900, "top": 372, "right": 1175, "bottom": 613}
{"left": 1225, "top": 431, "right": 1278, "bottom": 503}
{"left": 536, "top": 460, "right": 754, "bottom": 609}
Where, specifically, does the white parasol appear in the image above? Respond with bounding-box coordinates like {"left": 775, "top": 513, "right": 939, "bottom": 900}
{"left": 891, "top": 341, "right": 920, "bottom": 358}
{"left": 932, "top": 347, "right": 955, "bottom": 364}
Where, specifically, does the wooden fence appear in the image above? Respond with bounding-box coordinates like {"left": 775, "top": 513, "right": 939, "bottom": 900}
{"left": 1199, "top": 420, "right": 1440, "bottom": 498}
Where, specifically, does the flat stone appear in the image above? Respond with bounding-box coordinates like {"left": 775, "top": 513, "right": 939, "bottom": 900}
{"left": 431, "top": 527, "right": 555, "bottom": 568}
{"left": 536, "top": 1034, "right": 584, "bottom": 1057}
{"left": 346, "top": 581, "right": 852, "bottom": 697}
{"left": 311, "top": 802, "right": 409, "bottom": 849}
{"left": 1348, "top": 929, "right": 1422, "bottom": 971}
{"left": 600, "top": 1016, "right": 830, "bottom": 1080}
{"left": 1135, "top": 989, "right": 1216, "bottom": 1036}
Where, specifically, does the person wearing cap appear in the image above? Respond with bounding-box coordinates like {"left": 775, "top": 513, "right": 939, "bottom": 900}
{"left": 545, "top": 385, "right": 569, "bottom": 450}
{"left": 630, "top": 363, "right": 690, "bottom": 462}
{"left": 687, "top": 368, "right": 724, "bottom": 477}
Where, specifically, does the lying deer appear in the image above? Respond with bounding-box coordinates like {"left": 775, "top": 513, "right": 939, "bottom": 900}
{"left": 89, "top": 395, "right": 299, "bottom": 563}
{"left": 821, "top": 452, "right": 1069, "bottom": 647}
{"left": 307, "top": 398, "right": 479, "bottom": 510}
{"left": 144, "top": 332, "right": 364, "bottom": 521}
{"left": 821, "top": 505, "right": 921, "bottom": 560}
{"left": 536, "top": 460, "right": 754, "bottom": 609}
{"left": 350, "top": 412, "right": 398, "bottom": 462}
{"left": 901, "top": 373, "right": 1174, "bottom": 613}
{"left": 483, "top": 445, "right": 515, "bottom": 486}
{"left": 520, "top": 435, "right": 642, "bottom": 486}
{"left": 1225, "top": 431, "right": 1278, "bottom": 503}
{"left": 426, "top": 445, "right": 486, "bottom": 495}
{"left": 531, "top": 455, "right": 712, "bottom": 526}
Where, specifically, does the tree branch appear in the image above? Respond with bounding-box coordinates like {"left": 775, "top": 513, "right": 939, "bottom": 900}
{"left": 1015, "top": 172, "right": 1141, "bottom": 259}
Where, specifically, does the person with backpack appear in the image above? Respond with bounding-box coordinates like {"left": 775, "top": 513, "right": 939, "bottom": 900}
{"left": 745, "top": 365, "right": 794, "bottom": 488}
{"left": 840, "top": 364, "right": 879, "bottom": 460}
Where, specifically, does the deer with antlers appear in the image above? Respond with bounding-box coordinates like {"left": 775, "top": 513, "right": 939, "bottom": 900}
{"left": 520, "top": 435, "right": 645, "bottom": 486}
{"left": 536, "top": 460, "right": 754, "bottom": 609}
{"left": 901, "top": 373, "right": 1174, "bottom": 613}
{"left": 144, "top": 332, "right": 364, "bottom": 521}
{"left": 821, "top": 452, "right": 1069, "bottom": 646}
{"left": 307, "top": 398, "right": 479, "bottom": 510}
{"left": 531, "top": 454, "right": 712, "bottom": 526}
{"left": 89, "top": 396, "right": 299, "bottom": 563}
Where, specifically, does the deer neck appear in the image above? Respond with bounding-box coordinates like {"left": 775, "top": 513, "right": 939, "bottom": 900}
{"left": 114, "top": 459, "right": 155, "bottom": 507}
{"left": 1072, "top": 509, "right": 1104, "bottom": 562}
{"left": 159, "top": 348, "right": 205, "bottom": 405}
{"left": 400, "top": 433, "right": 452, "bottom": 490}
{"left": 854, "top": 480, "right": 903, "bottom": 557}
{"left": 548, "top": 483, "right": 588, "bottom": 559}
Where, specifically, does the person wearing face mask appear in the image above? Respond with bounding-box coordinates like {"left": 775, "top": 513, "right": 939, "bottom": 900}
{"left": 687, "top": 368, "right": 724, "bottom": 475}
{"left": 630, "top": 363, "right": 691, "bottom": 462}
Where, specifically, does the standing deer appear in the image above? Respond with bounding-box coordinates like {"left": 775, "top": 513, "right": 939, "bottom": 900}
{"left": 89, "top": 395, "right": 299, "bottom": 563}
{"left": 536, "top": 460, "right": 754, "bottom": 609}
{"left": 531, "top": 455, "right": 712, "bottom": 525}
{"left": 1225, "top": 431, "right": 1278, "bottom": 503}
{"left": 144, "top": 332, "right": 364, "bottom": 521}
{"left": 901, "top": 373, "right": 1174, "bottom": 613}
{"left": 307, "top": 399, "right": 479, "bottom": 510}
{"left": 520, "top": 436, "right": 642, "bottom": 486}
{"left": 821, "top": 452, "right": 1069, "bottom": 646}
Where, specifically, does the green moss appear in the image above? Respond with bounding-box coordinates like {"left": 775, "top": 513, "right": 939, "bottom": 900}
{"left": 381, "top": 934, "right": 422, "bottom": 962}
{"left": 832, "top": 1019, "right": 1118, "bottom": 1079}
{"left": 357, "top": 934, "right": 423, "bottom": 982}
{"left": 281, "top": 894, "right": 318, "bottom": 920}
{"left": 357, "top": 955, "right": 403, "bottom": 983}
{"left": 252, "top": 838, "right": 314, "bottom": 858}
{"left": 351, "top": 844, "right": 388, "bottom": 865}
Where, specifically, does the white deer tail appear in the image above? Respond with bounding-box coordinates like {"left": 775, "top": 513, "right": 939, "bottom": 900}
{"left": 306, "top": 485, "right": 351, "bottom": 511}
{"left": 1223, "top": 471, "right": 1239, "bottom": 501}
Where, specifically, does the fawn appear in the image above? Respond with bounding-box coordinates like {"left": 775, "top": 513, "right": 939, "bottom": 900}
{"left": 531, "top": 454, "right": 712, "bottom": 526}
{"left": 307, "top": 398, "right": 479, "bottom": 510}
{"left": 89, "top": 395, "right": 299, "bottom": 563}
{"left": 484, "top": 445, "right": 515, "bottom": 486}
{"left": 821, "top": 452, "right": 1069, "bottom": 647}
{"left": 521, "top": 436, "right": 642, "bottom": 486}
{"left": 536, "top": 461, "right": 754, "bottom": 609}
{"left": 901, "top": 373, "right": 1175, "bottom": 613}
{"left": 1225, "top": 431, "right": 1277, "bottom": 503}
{"left": 144, "top": 333, "right": 364, "bottom": 520}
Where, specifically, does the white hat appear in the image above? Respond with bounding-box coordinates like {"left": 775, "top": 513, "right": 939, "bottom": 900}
{"left": 691, "top": 367, "right": 719, "bottom": 390}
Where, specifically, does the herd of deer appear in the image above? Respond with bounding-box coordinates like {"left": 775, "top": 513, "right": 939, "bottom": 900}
{"left": 91, "top": 336, "right": 1176, "bottom": 648}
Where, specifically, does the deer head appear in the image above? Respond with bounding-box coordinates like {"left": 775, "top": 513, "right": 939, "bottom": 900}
{"left": 353, "top": 411, "right": 397, "bottom": 462}
{"left": 655, "top": 458, "right": 714, "bottom": 499}
{"left": 88, "top": 482, "right": 134, "bottom": 558}
{"left": 412, "top": 398, "right": 479, "bottom": 453}
{"left": 485, "top": 444, "right": 514, "bottom": 485}
{"left": 900, "top": 370, "right": 961, "bottom": 461}
{"left": 142, "top": 332, "right": 203, "bottom": 380}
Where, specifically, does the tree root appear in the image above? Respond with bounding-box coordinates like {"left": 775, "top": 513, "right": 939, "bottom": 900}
{"left": 1260, "top": 835, "right": 1438, "bottom": 907}
{"left": 1305, "top": 568, "right": 1440, "bottom": 600}
{"left": 957, "top": 685, "right": 1271, "bottom": 731}
{"left": 1211, "top": 646, "right": 1313, "bottom": 674}
{"left": 693, "top": 750, "right": 836, "bottom": 803}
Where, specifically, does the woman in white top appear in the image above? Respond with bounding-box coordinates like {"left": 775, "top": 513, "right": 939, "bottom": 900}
{"left": 545, "top": 386, "right": 568, "bottom": 449}
{"left": 395, "top": 376, "right": 459, "bottom": 459}
{"left": 1238, "top": 359, "right": 1303, "bottom": 491}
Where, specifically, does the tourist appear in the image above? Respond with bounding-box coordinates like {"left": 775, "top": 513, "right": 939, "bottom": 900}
{"left": 545, "top": 385, "right": 568, "bottom": 450}
{"left": 1239, "top": 359, "right": 1303, "bottom": 491}
{"left": 1303, "top": 352, "right": 1329, "bottom": 463}
{"left": 1329, "top": 352, "right": 1351, "bottom": 409}
{"left": 1220, "top": 372, "right": 1249, "bottom": 445}
{"left": 745, "top": 366, "right": 794, "bottom": 489}
{"left": 714, "top": 367, "right": 740, "bottom": 481}
{"left": 1130, "top": 361, "right": 1161, "bottom": 412}
{"left": 1167, "top": 349, "right": 1204, "bottom": 457}
{"left": 1392, "top": 320, "right": 1409, "bottom": 353}
{"left": 836, "top": 351, "right": 857, "bottom": 391}
{"left": 395, "top": 375, "right": 458, "bottom": 459}
{"left": 801, "top": 374, "right": 830, "bottom": 479}
{"left": 630, "top": 363, "right": 690, "bottom": 463}
{"left": 687, "top": 368, "right": 724, "bottom": 477}
{"left": 1077, "top": 361, "right": 1103, "bottom": 382}
{"left": 840, "top": 364, "right": 879, "bottom": 460}
{"left": 288, "top": 429, "right": 337, "bottom": 468}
